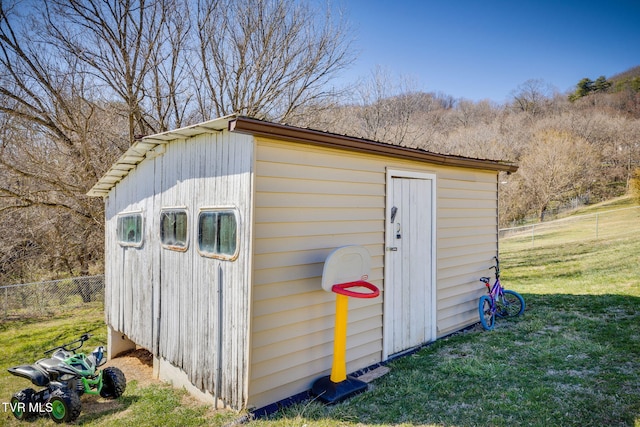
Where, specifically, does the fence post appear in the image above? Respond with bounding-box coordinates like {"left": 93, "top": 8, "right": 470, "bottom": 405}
{"left": 531, "top": 224, "right": 535, "bottom": 248}
{"left": 3, "top": 287, "right": 7, "bottom": 320}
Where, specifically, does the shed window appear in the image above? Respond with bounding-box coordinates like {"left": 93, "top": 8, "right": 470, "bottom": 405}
{"left": 198, "top": 210, "right": 238, "bottom": 259}
{"left": 117, "top": 213, "right": 143, "bottom": 246}
{"left": 160, "top": 210, "right": 188, "bottom": 250}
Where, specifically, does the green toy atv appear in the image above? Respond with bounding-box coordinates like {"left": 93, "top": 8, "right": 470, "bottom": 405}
{"left": 7, "top": 333, "right": 126, "bottom": 423}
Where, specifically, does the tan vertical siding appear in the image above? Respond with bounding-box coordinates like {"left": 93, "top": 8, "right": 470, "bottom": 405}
{"left": 248, "top": 139, "right": 499, "bottom": 409}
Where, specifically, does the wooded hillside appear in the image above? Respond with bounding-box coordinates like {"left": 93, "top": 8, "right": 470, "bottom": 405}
{"left": 1, "top": 0, "right": 638, "bottom": 285}
{"left": 295, "top": 69, "right": 640, "bottom": 226}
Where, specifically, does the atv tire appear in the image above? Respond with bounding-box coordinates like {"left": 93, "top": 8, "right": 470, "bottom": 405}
{"left": 100, "top": 366, "right": 126, "bottom": 399}
{"left": 10, "top": 388, "right": 37, "bottom": 421}
{"left": 48, "top": 387, "right": 81, "bottom": 424}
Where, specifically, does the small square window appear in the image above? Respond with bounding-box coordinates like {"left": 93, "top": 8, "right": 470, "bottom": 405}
{"left": 117, "top": 213, "right": 143, "bottom": 247}
{"left": 160, "top": 210, "right": 188, "bottom": 250}
{"left": 198, "top": 210, "right": 238, "bottom": 259}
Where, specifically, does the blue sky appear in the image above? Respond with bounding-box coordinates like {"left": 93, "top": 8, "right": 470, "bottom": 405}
{"left": 338, "top": 0, "right": 640, "bottom": 102}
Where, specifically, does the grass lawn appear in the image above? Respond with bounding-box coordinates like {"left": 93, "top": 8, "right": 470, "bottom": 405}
{"left": 1, "top": 198, "right": 638, "bottom": 426}
{"left": 254, "top": 197, "right": 640, "bottom": 427}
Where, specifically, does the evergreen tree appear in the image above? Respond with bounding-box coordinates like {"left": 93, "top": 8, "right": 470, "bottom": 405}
{"left": 568, "top": 76, "right": 612, "bottom": 101}
{"left": 593, "top": 76, "right": 612, "bottom": 92}
{"left": 569, "top": 78, "right": 593, "bottom": 101}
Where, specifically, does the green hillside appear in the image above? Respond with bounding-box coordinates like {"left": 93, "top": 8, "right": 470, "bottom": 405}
{"left": 610, "top": 65, "right": 640, "bottom": 91}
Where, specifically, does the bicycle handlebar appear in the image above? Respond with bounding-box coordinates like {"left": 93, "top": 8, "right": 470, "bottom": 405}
{"left": 486, "top": 257, "right": 500, "bottom": 279}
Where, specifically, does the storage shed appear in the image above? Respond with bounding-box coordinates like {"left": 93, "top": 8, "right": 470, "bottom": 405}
{"left": 88, "top": 115, "right": 517, "bottom": 410}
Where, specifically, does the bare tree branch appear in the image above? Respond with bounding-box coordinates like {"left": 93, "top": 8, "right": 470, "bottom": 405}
{"left": 195, "top": 0, "right": 353, "bottom": 122}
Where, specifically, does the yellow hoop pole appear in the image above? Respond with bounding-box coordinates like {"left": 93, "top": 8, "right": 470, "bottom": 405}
{"left": 330, "top": 293, "right": 349, "bottom": 382}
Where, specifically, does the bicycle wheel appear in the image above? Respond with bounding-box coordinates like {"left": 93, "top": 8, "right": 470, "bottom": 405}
{"left": 496, "top": 290, "right": 525, "bottom": 317}
{"left": 478, "top": 296, "right": 495, "bottom": 330}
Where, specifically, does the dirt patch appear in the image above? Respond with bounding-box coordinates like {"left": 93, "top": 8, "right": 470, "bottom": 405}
{"left": 102, "top": 349, "right": 222, "bottom": 409}
{"left": 76, "top": 348, "right": 161, "bottom": 420}
{"left": 105, "top": 348, "right": 160, "bottom": 388}
{"left": 80, "top": 349, "right": 233, "bottom": 422}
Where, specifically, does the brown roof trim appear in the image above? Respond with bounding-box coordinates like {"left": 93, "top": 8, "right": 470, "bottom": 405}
{"left": 229, "top": 116, "right": 518, "bottom": 173}
{"left": 88, "top": 115, "right": 518, "bottom": 198}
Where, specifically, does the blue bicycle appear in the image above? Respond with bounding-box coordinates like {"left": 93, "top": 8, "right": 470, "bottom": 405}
{"left": 478, "top": 257, "right": 525, "bottom": 330}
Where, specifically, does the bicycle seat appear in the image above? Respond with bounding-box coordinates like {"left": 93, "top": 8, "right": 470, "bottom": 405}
{"left": 480, "top": 277, "right": 490, "bottom": 283}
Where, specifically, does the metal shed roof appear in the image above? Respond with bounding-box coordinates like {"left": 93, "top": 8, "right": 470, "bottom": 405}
{"left": 87, "top": 115, "right": 233, "bottom": 197}
{"left": 87, "top": 115, "right": 518, "bottom": 197}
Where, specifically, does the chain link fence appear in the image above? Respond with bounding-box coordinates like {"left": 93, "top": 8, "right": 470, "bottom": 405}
{"left": 0, "top": 275, "right": 104, "bottom": 321}
{"left": 499, "top": 205, "right": 640, "bottom": 249}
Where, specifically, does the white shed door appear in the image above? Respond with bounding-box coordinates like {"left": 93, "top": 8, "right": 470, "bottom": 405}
{"left": 384, "top": 171, "right": 436, "bottom": 358}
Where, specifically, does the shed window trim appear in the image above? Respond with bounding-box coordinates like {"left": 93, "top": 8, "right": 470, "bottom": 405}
{"left": 197, "top": 208, "right": 239, "bottom": 260}
{"left": 117, "top": 211, "right": 144, "bottom": 247}
{"left": 160, "top": 208, "right": 189, "bottom": 251}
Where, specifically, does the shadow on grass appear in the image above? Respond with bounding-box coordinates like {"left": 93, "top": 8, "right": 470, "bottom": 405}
{"left": 73, "top": 393, "right": 139, "bottom": 424}
{"left": 0, "top": 390, "right": 137, "bottom": 427}
{"left": 257, "top": 293, "right": 640, "bottom": 427}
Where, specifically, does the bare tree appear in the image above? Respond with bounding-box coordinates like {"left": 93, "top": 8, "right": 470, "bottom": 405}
{"left": 510, "top": 79, "right": 555, "bottom": 117}
{"left": 0, "top": 1, "right": 129, "bottom": 282}
{"left": 517, "top": 129, "right": 599, "bottom": 221}
{"left": 147, "top": 0, "right": 195, "bottom": 130}
{"left": 297, "top": 70, "right": 449, "bottom": 149}
{"left": 44, "top": 0, "right": 183, "bottom": 141}
{"left": 193, "top": 0, "right": 353, "bottom": 122}
{"left": 0, "top": 0, "right": 357, "bottom": 283}
{"left": 337, "top": 66, "right": 427, "bottom": 146}
{"left": 453, "top": 99, "right": 501, "bottom": 128}
{"left": 533, "top": 111, "right": 640, "bottom": 198}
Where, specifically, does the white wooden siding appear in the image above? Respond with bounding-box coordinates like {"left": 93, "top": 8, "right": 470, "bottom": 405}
{"left": 104, "top": 158, "right": 157, "bottom": 351}
{"left": 248, "top": 139, "right": 499, "bottom": 409}
{"left": 104, "top": 131, "right": 254, "bottom": 409}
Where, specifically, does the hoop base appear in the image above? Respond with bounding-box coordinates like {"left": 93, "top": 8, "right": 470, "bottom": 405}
{"left": 311, "top": 375, "right": 368, "bottom": 404}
